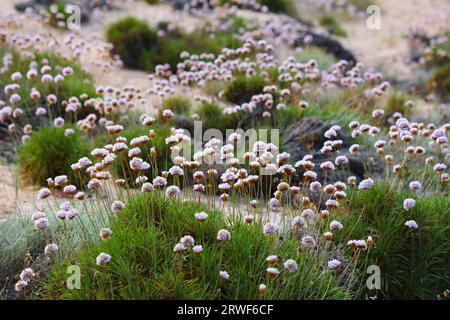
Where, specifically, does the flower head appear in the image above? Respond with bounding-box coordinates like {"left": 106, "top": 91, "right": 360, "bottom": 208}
{"left": 193, "top": 245, "right": 203, "bottom": 254}
{"left": 408, "top": 181, "right": 422, "bottom": 191}
{"left": 217, "top": 229, "right": 231, "bottom": 241}
{"left": 96, "top": 252, "right": 111, "bottom": 266}
{"left": 405, "top": 220, "right": 418, "bottom": 229}
{"left": 292, "top": 216, "right": 305, "bottom": 229}
{"left": 111, "top": 200, "right": 125, "bottom": 213}
{"left": 153, "top": 176, "right": 167, "bottom": 188}
{"left": 180, "top": 235, "right": 195, "bottom": 249}
{"left": 269, "top": 198, "right": 281, "bottom": 212}
{"left": 330, "top": 220, "right": 344, "bottom": 230}
{"left": 54, "top": 117, "right": 65, "bottom": 128}
{"left": 403, "top": 198, "right": 416, "bottom": 211}
{"left": 100, "top": 228, "right": 113, "bottom": 240}
{"left": 141, "top": 182, "right": 154, "bottom": 193}
{"left": 328, "top": 259, "right": 341, "bottom": 269}
{"left": 34, "top": 217, "right": 49, "bottom": 230}
{"left": 283, "top": 259, "right": 298, "bottom": 273}
{"left": 266, "top": 267, "right": 280, "bottom": 277}
{"left": 37, "top": 188, "right": 51, "bottom": 199}
{"left": 165, "top": 185, "right": 180, "bottom": 197}
{"left": 263, "top": 222, "right": 279, "bottom": 235}
{"left": 433, "top": 163, "right": 446, "bottom": 173}
{"left": 15, "top": 280, "right": 28, "bottom": 292}
{"left": 194, "top": 212, "right": 208, "bottom": 222}
{"left": 301, "top": 235, "right": 316, "bottom": 249}
{"left": 219, "top": 271, "right": 229, "bottom": 280}
{"left": 20, "top": 268, "right": 35, "bottom": 281}
{"left": 44, "top": 243, "right": 59, "bottom": 255}
{"left": 358, "top": 178, "right": 373, "bottom": 190}
{"left": 258, "top": 284, "right": 266, "bottom": 294}
{"left": 266, "top": 255, "right": 279, "bottom": 264}
{"left": 32, "top": 211, "right": 46, "bottom": 220}
{"left": 173, "top": 243, "right": 184, "bottom": 253}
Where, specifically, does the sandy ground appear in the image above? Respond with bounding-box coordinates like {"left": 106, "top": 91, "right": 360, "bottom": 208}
{"left": 0, "top": 164, "right": 43, "bottom": 216}
{"left": 341, "top": 0, "right": 450, "bottom": 81}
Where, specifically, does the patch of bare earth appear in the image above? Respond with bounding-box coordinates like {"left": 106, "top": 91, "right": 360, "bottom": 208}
{"left": 341, "top": 0, "right": 450, "bottom": 81}
{"left": 0, "top": 165, "right": 43, "bottom": 217}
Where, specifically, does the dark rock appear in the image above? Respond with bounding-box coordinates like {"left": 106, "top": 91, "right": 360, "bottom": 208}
{"left": 15, "top": 0, "right": 59, "bottom": 12}
{"left": 168, "top": 1, "right": 356, "bottom": 64}
{"left": 14, "top": 0, "right": 106, "bottom": 24}
{"left": 283, "top": 116, "right": 383, "bottom": 184}
{"left": 169, "top": 0, "right": 191, "bottom": 11}
{"left": 0, "top": 138, "right": 16, "bottom": 163}
{"left": 283, "top": 116, "right": 350, "bottom": 157}
{"left": 174, "top": 116, "right": 195, "bottom": 133}
{"left": 169, "top": 0, "right": 222, "bottom": 11}
{"left": 271, "top": 14, "right": 357, "bottom": 64}
{"left": 295, "top": 31, "right": 357, "bottom": 64}
{"left": 87, "top": 0, "right": 113, "bottom": 11}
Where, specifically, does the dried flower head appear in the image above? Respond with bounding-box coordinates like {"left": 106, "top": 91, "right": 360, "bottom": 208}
{"left": 217, "top": 229, "right": 231, "bottom": 241}
{"left": 100, "top": 228, "right": 113, "bottom": 240}
{"left": 283, "top": 259, "right": 298, "bottom": 273}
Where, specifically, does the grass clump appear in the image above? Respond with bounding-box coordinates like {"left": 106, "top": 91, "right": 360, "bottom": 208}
{"left": 348, "top": 0, "right": 376, "bottom": 11}
{"left": 42, "top": 192, "right": 350, "bottom": 300}
{"left": 161, "top": 95, "right": 192, "bottom": 117}
{"left": 16, "top": 125, "right": 91, "bottom": 186}
{"left": 0, "top": 46, "right": 97, "bottom": 116}
{"left": 297, "top": 47, "right": 336, "bottom": 70}
{"left": 223, "top": 75, "right": 269, "bottom": 104}
{"left": 203, "top": 80, "right": 227, "bottom": 97}
{"left": 106, "top": 17, "right": 242, "bottom": 72}
{"left": 0, "top": 206, "right": 111, "bottom": 299}
{"left": 257, "top": 0, "right": 295, "bottom": 13}
{"left": 319, "top": 13, "right": 347, "bottom": 37}
{"left": 106, "top": 17, "right": 158, "bottom": 70}
{"left": 196, "top": 102, "right": 240, "bottom": 133}
{"left": 275, "top": 99, "right": 366, "bottom": 131}
{"left": 0, "top": 215, "right": 47, "bottom": 299}
{"left": 383, "top": 90, "right": 415, "bottom": 116}
{"left": 219, "top": 0, "right": 295, "bottom": 14}
{"left": 341, "top": 183, "right": 450, "bottom": 299}
{"left": 429, "top": 62, "right": 450, "bottom": 101}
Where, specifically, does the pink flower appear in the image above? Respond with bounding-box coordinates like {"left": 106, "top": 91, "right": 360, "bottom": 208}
{"left": 358, "top": 178, "right": 373, "bottom": 190}
{"left": 194, "top": 212, "right": 208, "bottom": 222}
{"left": 328, "top": 259, "right": 341, "bottom": 269}
{"left": 405, "top": 220, "right": 418, "bottom": 229}
{"left": 217, "top": 229, "right": 231, "bottom": 241}
{"left": 96, "top": 252, "right": 111, "bottom": 266}
{"left": 403, "top": 198, "right": 416, "bottom": 211}
{"left": 34, "top": 217, "right": 49, "bottom": 229}
{"left": 219, "top": 271, "right": 229, "bottom": 280}
{"left": 37, "top": 188, "right": 51, "bottom": 199}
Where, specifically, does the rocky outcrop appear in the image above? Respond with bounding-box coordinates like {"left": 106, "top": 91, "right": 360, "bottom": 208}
{"left": 0, "top": 137, "right": 16, "bottom": 163}
{"left": 169, "top": 1, "right": 356, "bottom": 64}
{"left": 14, "top": 0, "right": 53, "bottom": 11}
{"left": 283, "top": 116, "right": 383, "bottom": 184}
{"left": 295, "top": 31, "right": 356, "bottom": 64}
